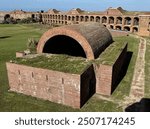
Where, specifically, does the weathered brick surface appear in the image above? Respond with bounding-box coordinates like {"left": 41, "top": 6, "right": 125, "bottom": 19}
{"left": 96, "top": 65, "right": 112, "bottom": 95}
{"left": 1, "top": 7, "right": 150, "bottom": 37}
{"left": 109, "top": 30, "right": 129, "bottom": 37}
{"left": 95, "top": 43, "right": 127, "bottom": 96}
{"left": 6, "top": 62, "right": 94, "bottom": 108}
{"left": 16, "top": 52, "right": 25, "bottom": 58}
{"left": 138, "top": 16, "right": 150, "bottom": 36}
{"left": 37, "top": 22, "right": 112, "bottom": 60}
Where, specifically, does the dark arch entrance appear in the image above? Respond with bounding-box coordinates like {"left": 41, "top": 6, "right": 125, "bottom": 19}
{"left": 4, "top": 14, "right": 10, "bottom": 20}
{"left": 43, "top": 35, "right": 86, "bottom": 58}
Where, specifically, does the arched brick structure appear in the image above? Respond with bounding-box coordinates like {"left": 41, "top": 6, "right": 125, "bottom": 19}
{"left": 37, "top": 22, "right": 113, "bottom": 60}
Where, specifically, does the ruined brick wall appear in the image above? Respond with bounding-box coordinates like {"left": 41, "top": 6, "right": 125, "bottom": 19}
{"left": 95, "top": 43, "right": 127, "bottom": 96}
{"left": 105, "top": 8, "right": 123, "bottom": 15}
{"left": 6, "top": 63, "right": 94, "bottom": 108}
{"left": 10, "top": 10, "right": 32, "bottom": 20}
{"left": 138, "top": 15, "right": 150, "bottom": 36}
{"left": 109, "top": 30, "right": 129, "bottom": 37}
{"left": 0, "top": 12, "right": 7, "bottom": 23}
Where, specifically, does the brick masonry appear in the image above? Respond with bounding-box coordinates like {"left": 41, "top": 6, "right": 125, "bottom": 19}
{"left": 109, "top": 30, "right": 129, "bottom": 37}
{"left": 1, "top": 7, "right": 150, "bottom": 36}
{"left": 6, "top": 43, "right": 127, "bottom": 108}
{"left": 16, "top": 52, "right": 26, "bottom": 58}
{"left": 95, "top": 43, "right": 127, "bottom": 96}
{"left": 6, "top": 63, "right": 95, "bottom": 108}
{"left": 6, "top": 22, "right": 128, "bottom": 108}
{"left": 95, "top": 64, "right": 112, "bottom": 95}
{"left": 138, "top": 16, "right": 150, "bottom": 36}
{"left": 37, "top": 22, "right": 112, "bottom": 60}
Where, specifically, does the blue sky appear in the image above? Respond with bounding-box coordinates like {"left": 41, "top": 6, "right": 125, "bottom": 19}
{"left": 0, "top": 0, "right": 150, "bottom": 11}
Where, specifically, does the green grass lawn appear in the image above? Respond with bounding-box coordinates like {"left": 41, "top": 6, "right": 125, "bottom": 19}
{"left": 0, "top": 24, "right": 139, "bottom": 111}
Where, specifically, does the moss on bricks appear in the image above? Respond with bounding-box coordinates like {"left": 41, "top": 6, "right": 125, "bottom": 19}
{"left": 11, "top": 54, "right": 92, "bottom": 74}
{"left": 96, "top": 42, "right": 127, "bottom": 65}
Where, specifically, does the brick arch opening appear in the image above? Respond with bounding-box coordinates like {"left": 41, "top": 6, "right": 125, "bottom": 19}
{"left": 96, "top": 16, "right": 100, "bottom": 22}
{"left": 102, "top": 16, "right": 107, "bottom": 23}
{"left": 37, "top": 26, "right": 95, "bottom": 60}
{"left": 124, "top": 26, "right": 130, "bottom": 31}
{"left": 116, "top": 17, "right": 122, "bottom": 24}
{"left": 43, "top": 35, "right": 86, "bottom": 58}
{"left": 109, "top": 16, "right": 114, "bottom": 24}
{"left": 133, "top": 17, "right": 139, "bottom": 25}
{"left": 133, "top": 27, "right": 138, "bottom": 33}
{"left": 37, "top": 23, "right": 113, "bottom": 60}
{"left": 4, "top": 14, "right": 10, "bottom": 20}
{"left": 124, "top": 17, "right": 131, "bottom": 25}
{"left": 116, "top": 26, "right": 122, "bottom": 30}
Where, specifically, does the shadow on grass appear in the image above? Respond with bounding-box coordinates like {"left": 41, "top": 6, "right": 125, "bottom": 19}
{"left": 125, "top": 98, "right": 150, "bottom": 112}
{"left": 111, "top": 51, "right": 133, "bottom": 93}
{"left": 0, "top": 36, "right": 11, "bottom": 39}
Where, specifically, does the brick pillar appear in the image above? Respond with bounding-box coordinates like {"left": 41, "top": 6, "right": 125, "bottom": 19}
{"left": 106, "top": 16, "right": 109, "bottom": 26}
{"left": 122, "top": 17, "right": 125, "bottom": 31}
{"left": 114, "top": 17, "right": 117, "bottom": 29}
{"left": 130, "top": 17, "right": 134, "bottom": 32}
{"left": 100, "top": 16, "right": 102, "bottom": 24}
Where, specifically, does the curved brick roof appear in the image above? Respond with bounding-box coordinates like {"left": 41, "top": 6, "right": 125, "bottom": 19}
{"left": 37, "top": 22, "right": 113, "bottom": 60}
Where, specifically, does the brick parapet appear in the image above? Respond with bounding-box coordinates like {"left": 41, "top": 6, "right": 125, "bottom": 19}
{"left": 95, "top": 43, "right": 128, "bottom": 96}
{"left": 6, "top": 62, "right": 94, "bottom": 108}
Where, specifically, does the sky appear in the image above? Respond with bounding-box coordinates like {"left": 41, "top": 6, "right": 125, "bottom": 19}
{"left": 0, "top": 0, "right": 150, "bottom": 12}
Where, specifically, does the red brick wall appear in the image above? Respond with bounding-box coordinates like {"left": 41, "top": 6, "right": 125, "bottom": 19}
{"left": 6, "top": 63, "right": 94, "bottom": 108}
{"left": 109, "top": 30, "right": 129, "bottom": 37}
{"left": 16, "top": 52, "right": 25, "bottom": 58}
{"left": 6, "top": 63, "right": 80, "bottom": 108}
{"left": 96, "top": 64, "right": 112, "bottom": 96}
{"left": 95, "top": 43, "right": 127, "bottom": 96}
{"left": 6, "top": 43, "right": 127, "bottom": 106}
{"left": 138, "top": 16, "right": 150, "bottom": 36}
{"left": 106, "top": 9, "right": 122, "bottom": 15}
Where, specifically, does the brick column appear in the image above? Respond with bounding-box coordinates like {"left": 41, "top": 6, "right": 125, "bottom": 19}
{"left": 122, "top": 17, "right": 125, "bottom": 31}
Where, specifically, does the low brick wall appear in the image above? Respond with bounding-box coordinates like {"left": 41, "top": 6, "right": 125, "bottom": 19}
{"left": 112, "top": 44, "right": 128, "bottom": 88}
{"left": 6, "top": 62, "right": 94, "bottom": 108}
{"left": 95, "top": 43, "right": 128, "bottom": 96}
{"left": 109, "top": 30, "right": 129, "bottom": 37}
{"left": 16, "top": 52, "right": 26, "bottom": 58}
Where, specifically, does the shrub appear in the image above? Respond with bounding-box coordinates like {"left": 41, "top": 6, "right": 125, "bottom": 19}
{"left": 27, "top": 38, "right": 38, "bottom": 53}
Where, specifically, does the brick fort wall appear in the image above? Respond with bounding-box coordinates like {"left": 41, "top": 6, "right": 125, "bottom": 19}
{"left": 6, "top": 62, "right": 95, "bottom": 108}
